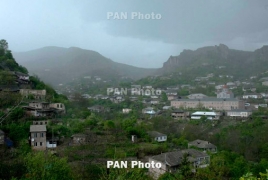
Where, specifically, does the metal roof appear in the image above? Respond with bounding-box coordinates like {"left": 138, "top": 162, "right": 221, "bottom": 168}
{"left": 192, "top": 111, "right": 217, "bottom": 116}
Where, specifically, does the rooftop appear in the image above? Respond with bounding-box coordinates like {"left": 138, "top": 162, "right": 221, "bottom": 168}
{"left": 191, "top": 111, "right": 217, "bottom": 116}
{"left": 148, "top": 131, "right": 166, "bottom": 138}
{"left": 150, "top": 149, "right": 209, "bottom": 167}
{"left": 172, "top": 97, "right": 241, "bottom": 102}
{"left": 30, "top": 125, "right": 46, "bottom": 132}
{"left": 227, "top": 109, "right": 252, "bottom": 112}
{"left": 188, "top": 139, "right": 217, "bottom": 149}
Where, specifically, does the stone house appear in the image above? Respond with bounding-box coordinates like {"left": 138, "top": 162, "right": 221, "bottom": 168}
{"left": 30, "top": 125, "right": 47, "bottom": 150}
{"left": 188, "top": 139, "right": 217, "bottom": 152}
{"left": 147, "top": 131, "right": 167, "bottom": 142}
{"left": 171, "top": 109, "right": 189, "bottom": 119}
{"left": 20, "top": 89, "right": 46, "bottom": 100}
{"left": 149, "top": 149, "right": 210, "bottom": 179}
{"left": 71, "top": 134, "right": 88, "bottom": 144}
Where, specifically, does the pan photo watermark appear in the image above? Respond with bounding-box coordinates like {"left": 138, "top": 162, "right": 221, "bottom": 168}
{"left": 107, "top": 160, "right": 161, "bottom": 169}
{"left": 107, "top": 12, "right": 162, "bottom": 20}
{"left": 107, "top": 88, "right": 162, "bottom": 96}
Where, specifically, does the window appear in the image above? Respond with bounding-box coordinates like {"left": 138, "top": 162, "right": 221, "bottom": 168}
{"left": 41, "top": 133, "right": 44, "bottom": 137}
{"left": 35, "top": 142, "right": 37, "bottom": 146}
{"left": 34, "top": 133, "right": 37, "bottom": 138}
{"left": 40, "top": 142, "right": 42, "bottom": 146}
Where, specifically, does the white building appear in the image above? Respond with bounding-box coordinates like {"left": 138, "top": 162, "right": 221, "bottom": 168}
{"left": 147, "top": 131, "right": 167, "bottom": 142}
{"left": 217, "top": 85, "right": 234, "bottom": 99}
{"left": 226, "top": 109, "right": 252, "bottom": 117}
{"left": 191, "top": 111, "right": 219, "bottom": 120}
{"left": 122, "top": 108, "right": 132, "bottom": 114}
{"left": 187, "top": 93, "right": 207, "bottom": 99}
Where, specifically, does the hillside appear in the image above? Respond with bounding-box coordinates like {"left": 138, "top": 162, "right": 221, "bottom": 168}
{"left": 14, "top": 47, "right": 157, "bottom": 86}
{"left": 159, "top": 44, "right": 268, "bottom": 79}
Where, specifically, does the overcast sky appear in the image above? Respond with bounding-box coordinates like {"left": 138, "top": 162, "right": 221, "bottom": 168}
{"left": 0, "top": 0, "right": 268, "bottom": 68}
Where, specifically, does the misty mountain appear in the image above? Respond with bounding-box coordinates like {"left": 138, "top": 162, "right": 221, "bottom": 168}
{"left": 13, "top": 47, "right": 157, "bottom": 86}
{"left": 159, "top": 44, "right": 268, "bottom": 79}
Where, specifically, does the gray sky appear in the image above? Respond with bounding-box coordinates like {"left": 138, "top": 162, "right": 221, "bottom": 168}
{"left": 1, "top": 0, "right": 268, "bottom": 68}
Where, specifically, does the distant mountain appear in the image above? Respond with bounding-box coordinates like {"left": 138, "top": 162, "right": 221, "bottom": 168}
{"left": 14, "top": 47, "right": 157, "bottom": 86}
{"left": 158, "top": 44, "right": 268, "bottom": 79}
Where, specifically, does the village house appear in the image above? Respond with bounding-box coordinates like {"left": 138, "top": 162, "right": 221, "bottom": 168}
{"left": 171, "top": 98, "right": 244, "bottom": 111}
{"left": 165, "top": 89, "right": 178, "bottom": 96}
{"left": 242, "top": 85, "right": 256, "bottom": 92}
{"left": 88, "top": 105, "right": 107, "bottom": 113}
{"left": 147, "top": 131, "right": 167, "bottom": 142}
{"left": 0, "top": 85, "right": 20, "bottom": 92}
{"left": 149, "top": 149, "right": 210, "bottom": 179}
{"left": 162, "top": 106, "right": 172, "bottom": 110}
{"left": 122, "top": 108, "right": 132, "bottom": 114}
{"left": 24, "top": 102, "right": 53, "bottom": 117}
{"left": 33, "top": 120, "right": 50, "bottom": 125}
{"left": 188, "top": 139, "right": 217, "bottom": 153}
{"left": 23, "top": 102, "right": 65, "bottom": 117}
{"left": 150, "top": 99, "right": 160, "bottom": 105}
{"left": 20, "top": 89, "right": 46, "bottom": 100}
{"left": 262, "top": 81, "right": 268, "bottom": 86}
{"left": 49, "top": 103, "right": 66, "bottom": 113}
{"left": 0, "top": 130, "right": 4, "bottom": 145}
{"left": 242, "top": 93, "right": 262, "bottom": 99}
{"left": 187, "top": 93, "right": 207, "bottom": 99}
{"left": 71, "top": 134, "right": 88, "bottom": 144}
{"left": 226, "top": 109, "right": 252, "bottom": 118}
{"left": 13, "top": 71, "right": 30, "bottom": 82}
{"left": 171, "top": 109, "right": 189, "bottom": 119}
{"left": 110, "top": 95, "right": 124, "bottom": 103}
{"left": 215, "top": 85, "right": 225, "bottom": 90}
{"left": 217, "top": 85, "right": 234, "bottom": 99}
{"left": 191, "top": 111, "right": 220, "bottom": 120}
{"left": 142, "top": 107, "right": 156, "bottom": 115}
{"left": 166, "top": 89, "right": 178, "bottom": 100}
{"left": 46, "top": 137, "right": 59, "bottom": 148}
{"left": 167, "top": 86, "right": 180, "bottom": 91}
{"left": 30, "top": 125, "right": 47, "bottom": 150}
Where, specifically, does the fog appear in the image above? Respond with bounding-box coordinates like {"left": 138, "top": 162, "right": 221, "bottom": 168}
{"left": 1, "top": 0, "right": 268, "bottom": 68}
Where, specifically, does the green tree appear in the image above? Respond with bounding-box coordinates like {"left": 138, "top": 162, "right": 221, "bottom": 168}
{"left": 180, "top": 153, "right": 192, "bottom": 178}
{"left": 24, "top": 152, "right": 73, "bottom": 180}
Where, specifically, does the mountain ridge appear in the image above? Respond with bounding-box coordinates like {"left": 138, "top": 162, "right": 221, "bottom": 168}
{"left": 14, "top": 46, "right": 157, "bottom": 86}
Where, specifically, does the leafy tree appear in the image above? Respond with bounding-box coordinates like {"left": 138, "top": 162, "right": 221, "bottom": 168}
{"left": 180, "top": 153, "right": 192, "bottom": 178}
{"left": 0, "top": 39, "right": 8, "bottom": 52}
{"left": 24, "top": 152, "right": 73, "bottom": 180}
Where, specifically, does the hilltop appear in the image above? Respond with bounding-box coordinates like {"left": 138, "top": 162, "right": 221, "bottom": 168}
{"left": 14, "top": 47, "right": 157, "bottom": 86}
{"left": 158, "top": 44, "right": 268, "bottom": 79}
